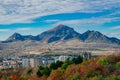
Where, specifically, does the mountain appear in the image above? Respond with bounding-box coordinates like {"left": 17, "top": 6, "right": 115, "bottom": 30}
{"left": 81, "top": 30, "right": 110, "bottom": 42}
{"left": 5, "top": 32, "right": 36, "bottom": 42}
{"left": 6, "top": 33, "right": 24, "bottom": 42}
{"left": 109, "top": 37, "right": 120, "bottom": 45}
{"left": 0, "top": 24, "right": 120, "bottom": 56}
{"left": 81, "top": 30, "right": 120, "bottom": 44}
{"left": 2, "top": 24, "right": 120, "bottom": 45}
{"left": 36, "top": 24, "right": 81, "bottom": 43}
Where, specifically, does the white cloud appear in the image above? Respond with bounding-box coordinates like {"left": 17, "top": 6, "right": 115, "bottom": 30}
{"left": 110, "top": 26, "right": 120, "bottom": 30}
{"left": 44, "top": 19, "right": 60, "bottom": 23}
{"left": 0, "top": 0, "right": 120, "bottom": 24}
{"left": 16, "top": 28, "right": 32, "bottom": 31}
{"left": 0, "top": 27, "right": 33, "bottom": 32}
{"left": 53, "top": 16, "right": 119, "bottom": 27}
{"left": 108, "top": 32, "right": 120, "bottom": 39}
{"left": 0, "top": 29, "right": 10, "bottom": 32}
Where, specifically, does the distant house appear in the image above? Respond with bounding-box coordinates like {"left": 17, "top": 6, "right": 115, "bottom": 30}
{"left": 47, "top": 58, "right": 55, "bottom": 65}
{"left": 58, "top": 55, "right": 69, "bottom": 61}
{"left": 42, "top": 59, "right": 48, "bottom": 66}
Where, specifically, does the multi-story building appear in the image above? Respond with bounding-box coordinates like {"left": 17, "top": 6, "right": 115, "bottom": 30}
{"left": 22, "top": 58, "right": 44, "bottom": 67}
{"left": 42, "top": 58, "right": 55, "bottom": 66}
{"left": 22, "top": 58, "right": 30, "bottom": 67}
{"left": 30, "top": 58, "right": 43, "bottom": 67}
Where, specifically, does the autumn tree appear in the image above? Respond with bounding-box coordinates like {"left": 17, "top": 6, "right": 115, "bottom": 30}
{"left": 48, "top": 69, "right": 64, "bottom": 80}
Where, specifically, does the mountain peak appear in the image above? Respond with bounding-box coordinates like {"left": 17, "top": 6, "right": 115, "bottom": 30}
{"left": 55, "top": 24, "right": 69, "bottom": 28}
{"left": 81, "top": 30, "right": 108, "bottom": 42}
{"left": 37, "top": 24, "right": 81, "bottom": 43}
{"left": 5, "top": 33, "right": 37, "bottom": 42}
{"left": 12, "top": 32, "right": 21, "bottom": 36}
{"left": 85, "top": 30, "right": 105, "bottom": 37}
{"left": 86, "top": 30, "right": 99, "bottom": 33}
{"left": 50, "top": 24, "right": 73, "bottom": 31}
{"left": 6, "top": 33, "right": 23, "bottom": 42}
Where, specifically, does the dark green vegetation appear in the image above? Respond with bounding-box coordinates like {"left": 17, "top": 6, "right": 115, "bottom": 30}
{"left": 1, "top": 54, "right": 120, "bottom": 80}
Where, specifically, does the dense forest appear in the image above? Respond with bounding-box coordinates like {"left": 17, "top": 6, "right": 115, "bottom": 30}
{"left": 1, "top": 54, "right": 120, "bottom": 80}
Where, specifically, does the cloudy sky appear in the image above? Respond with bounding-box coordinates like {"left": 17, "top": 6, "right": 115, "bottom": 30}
{"left": 0, "top": 0, "right": 120, "bottom": 40}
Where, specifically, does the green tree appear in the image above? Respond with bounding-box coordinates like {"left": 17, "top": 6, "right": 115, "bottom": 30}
{"left": 36, "top": 70, "right": 43, "bottom": 77}
{"left": 43, "top": 67, "right": 51, "bottom": 76}
{"left": 89, "top": 75, "right": 103, "bottom": 80}
{"left": 26, "top": 68, "right": 32, "bottom": 75}
{"left": 62, "top": 62, "right": 69, "bottom": 70}
{"left": 50, "top": 62, "right": 58, "bottom": 70}
{"left": 56, "top": 61, "right": 63, "bottom": 67}
{"left": 115, "top": 61, "right": 120, "bottom": 69}
{"left": 72, "top": 56, "right": 83, "bottom": 64}
{"left": 65, "top": 58, "right": 73, "bottom": 64}
{"left": 97, "top": 57, "right": 110, "bottom": 66}
{"left": 86, "top": 70, "right": 101, "bottom": 77}
{"left": 62, "top": 58, "right": 73, "bottom": 70}
{"left": 67, "top": 72, "right": 80, "bottom": 80}
{"left": 50, "top": 61, "right": 63, "bottom": 70}
{"left": 38, "top": 66, "right": 44, "bottom": 70}
{"left": 106, "top": 75, "right": 120, "bottom": 80}
{"left": 4, "top": 77, "right": 10, "bottom": 80}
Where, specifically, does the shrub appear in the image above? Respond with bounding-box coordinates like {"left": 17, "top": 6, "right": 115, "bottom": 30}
{"left": 72, "top": 72, "right": 80, "bottom": 80}
{"left": 106, "top": 75, "right": 120, "bottom": 80}
{"left": 36, "top": 70, "right": 43, "bottom": 77}
{"left": 66, "top": 72, "right": 80, "bottom": 80}
{"left": 4, "top": 77, "right": 11, "bottom": 80}
{"left": 48, "top": 69, "right": 64, "bottom": 80}
{"left": 86, "top": 70, "right": 101, "bottom": 77}
{"left": 115, "top": 61, "right": 120, "bottom": 69}
{"left": 38, "top": 66, "right": 44, "bottom": 70}
{"left": 97, "top": 57, "right": 110, "bottom": 66}
{"left": 89, "top": 75, "right": 103, "bottom": 80}
{"left": 26, "top": 68, "right": 32, "bottom": 75}
{"left": 62, "top": 62, "right": 69, "bottom": 70}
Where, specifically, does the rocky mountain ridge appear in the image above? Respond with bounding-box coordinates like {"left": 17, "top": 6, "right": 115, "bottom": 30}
{"left": 4, "top": 24, "right": 120, "bottom": 45}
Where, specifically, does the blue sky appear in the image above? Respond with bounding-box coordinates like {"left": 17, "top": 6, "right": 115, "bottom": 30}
{"left": 0, "top": 0, "right": 120, "bottom": 40}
